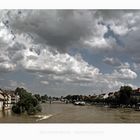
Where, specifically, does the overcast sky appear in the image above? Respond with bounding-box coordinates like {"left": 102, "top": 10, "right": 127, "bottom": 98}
{"left": 0, "top": 10, "right": 140, "bottom": 96}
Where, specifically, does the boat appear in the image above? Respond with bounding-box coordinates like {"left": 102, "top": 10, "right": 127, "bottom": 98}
{"left": 135, "top": 103, "right": 140, "bottom": 111}
{"left": 74, "top": 101, "right": 86, "bottom": 106}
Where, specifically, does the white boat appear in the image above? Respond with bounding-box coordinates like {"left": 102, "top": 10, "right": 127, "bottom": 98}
{"left": 135, "top": 103, "right": 140, "bottom": 111}
{"left": 74, "top": 101, "right": 86, "bottom": 106}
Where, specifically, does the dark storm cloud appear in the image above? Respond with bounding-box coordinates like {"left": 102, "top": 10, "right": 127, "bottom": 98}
{"left": 122, "top": 29, "right": 140, "bottom": 55}
{"left": 6, "top": 10, "right": 96, "bottom": 52}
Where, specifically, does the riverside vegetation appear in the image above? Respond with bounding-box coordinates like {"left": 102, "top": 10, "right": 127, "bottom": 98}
{"left": 11, "top": 85, "right": 140, "bottom": 115}
{"left": 12, "top": 88, "right": 42, "bottom": 115}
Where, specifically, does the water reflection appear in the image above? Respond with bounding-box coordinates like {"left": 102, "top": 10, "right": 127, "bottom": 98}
{"left": 0, "top": 109, "right": 11, "bottom": 118}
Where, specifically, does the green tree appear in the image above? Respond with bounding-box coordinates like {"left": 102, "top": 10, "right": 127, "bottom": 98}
{"left": 41, "top": 94, "right": 48, "bottom": 101}
{"left": 34, "top": 94, "right": 41, "bottom": 101}
{"left": 12, "top": 88, "right": 42, "bottom": 115}
{"left": 119, "top": 86, "right": 133, "bottom": 105}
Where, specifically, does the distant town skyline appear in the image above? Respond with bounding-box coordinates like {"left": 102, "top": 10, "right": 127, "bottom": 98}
{"left": 0, "top": 10, "right": 140, "bottom": 96}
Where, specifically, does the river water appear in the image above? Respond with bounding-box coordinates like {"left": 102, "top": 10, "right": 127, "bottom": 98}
{"left": 0, "top": 103, "right": 140, "bottom": 123}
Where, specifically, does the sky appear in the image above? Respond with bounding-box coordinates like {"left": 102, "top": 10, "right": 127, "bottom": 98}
{"left": 0, "top": 10, "right": 140, "bottom": 96}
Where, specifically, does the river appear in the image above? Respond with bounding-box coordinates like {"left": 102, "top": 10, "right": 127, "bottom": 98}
{"left": 0, "top": 103, "right": 140, "bottom": 123}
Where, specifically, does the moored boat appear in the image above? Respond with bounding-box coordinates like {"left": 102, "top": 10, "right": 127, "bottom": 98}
{"left": 135, "top": 103, "right": 140, "bottom": 111}
{"left": 74, "top": 101, "right": 86, "bottom": 106}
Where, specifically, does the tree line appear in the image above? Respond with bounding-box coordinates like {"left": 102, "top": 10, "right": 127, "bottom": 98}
{"left": 64, "top": 86, "right": 140, "bottom": 107}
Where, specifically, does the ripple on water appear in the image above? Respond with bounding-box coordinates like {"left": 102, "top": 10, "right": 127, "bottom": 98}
{"left": 30, "top": 114, "right": 53, "bottom": 122}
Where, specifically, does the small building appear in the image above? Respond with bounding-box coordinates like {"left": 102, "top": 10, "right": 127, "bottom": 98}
{"left": 108, "top": 92, "right": 114, "bottom": 97}
{"left": 97, "top": 93, "right": 105, "bottom": 99}
{"left": 103, "top": 93, "right": 109, "bottom": 99}
{"left": 0, "top": 89, "right": 13, "bottom": 110}
{"left": 6, "top": 90, "right": 20, "bottom": 104}
{"left": 7, "top": 90, "right": 19, "bottom": 104}
{"left": 6, "top": 93, "right": 12, "bottom": 109}
{"left": 11, "top": 93, "right": 18, "bottom": 104}
{"left": 134, "top": 88, "right": 140, "bottom": 93}
{"left": 131, "top": 88, "right": 140, "bottom": 100}
{"left": 0, "top": 92, "right": 4, "bottom": 111}
{"left": 1, "top": 92, "right": 10, "bottom": 110}
{"left": 131, "top": 92, "right": 140, "bottom": 100}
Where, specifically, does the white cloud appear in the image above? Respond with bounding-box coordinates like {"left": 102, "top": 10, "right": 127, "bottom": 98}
{"left": 105, "top": 80, "right": 124, "bottom": 90}
{"left": 110, "top": 24, "right": 131, "bottom": 35}
{"left": 83, "top": 23, "right": 118, "bottom": 50}
{"left": 0, "top": 22, "right": 14, "bottom": 45}
{"left": 22, "top": 46, "right": 100, "bottom": 78}
{"left": 40, "top": 80, "right": 49, "bottom": 85}
{"left": 111, "top": 68, "right": 137, "bottom": 80}
{"left": 0, "top": 62, "right": 16, "bottom": 72}
{"left": 84, "top": 37, "right": 115, "bottom": 50}
{"left": 118, "top": 62, "right": 130, "bottom": 69}
{"left": 103, "top": 57, "right": 121, "bottom": 66}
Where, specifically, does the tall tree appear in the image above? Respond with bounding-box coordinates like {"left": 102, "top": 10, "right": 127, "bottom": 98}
{"left": 119, "top": 86, "right": 133, "bottom": 105}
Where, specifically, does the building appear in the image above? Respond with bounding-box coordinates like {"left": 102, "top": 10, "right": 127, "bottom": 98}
{"left": 131, "top": 88, "right": 140, "bottom": 100}
{"left": 103, "top": 93, "right": 109, "bottom": 99}
{"left": 1, "top": 92, "right": 10, "bottom": 110}
{"left": 108, "top": 92, "right": 115, "bottom": 97}
{"left": 0, "top": 91, "right": 4, "bottom": 111}
{"left": 6, "top": 93, "right": 12, "bottom": 109}
{"left": 6, "top": 90, "right": 19, "bottom": 104}
{"left": 97, "top": 93, "right": 105, "bottom": 99}
{"left": 0, "top": 88, "right": 20, "bottom": 111}
{"left": 11, "top": 93, "right": 18, "bottom": 104}
{"left": 134, "top": 88, "right": 140, "bottom": 93}
{"left": 0, "top": 89, "right": 16, "bottom": 111}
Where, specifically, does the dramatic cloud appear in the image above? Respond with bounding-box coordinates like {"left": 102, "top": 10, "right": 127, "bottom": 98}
{"left": 2, "top": 10, "right": 95, "bottom": 51}
{"left": 23, "top": 48, "right": 100, "bottom": 77}
{"left": 0, "top": 10, "right": 139, "bottom": 95}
